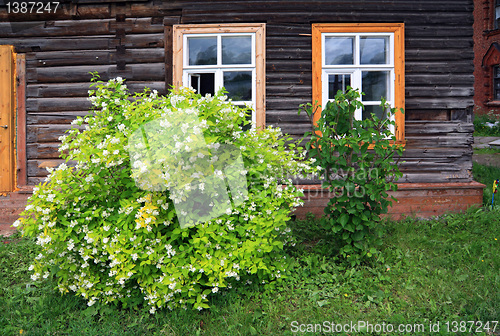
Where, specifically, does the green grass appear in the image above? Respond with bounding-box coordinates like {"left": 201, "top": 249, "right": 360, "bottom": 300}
{"left": 473, "top": 147, "right": 500, "bottom": 155}
{"left": 1, "top": 206, "right": 499, "bottom": 335}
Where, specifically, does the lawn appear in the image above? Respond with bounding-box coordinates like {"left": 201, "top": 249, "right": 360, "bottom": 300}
{"left": 1, "top": 204, "right": 499, "bottom": 335}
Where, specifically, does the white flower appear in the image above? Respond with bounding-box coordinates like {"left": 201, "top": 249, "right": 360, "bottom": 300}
{"left": 211, "top": 286, "right": 219, "bottom": 293}
{"left": 12, "top": 220, "right": 21, "bottom": 228}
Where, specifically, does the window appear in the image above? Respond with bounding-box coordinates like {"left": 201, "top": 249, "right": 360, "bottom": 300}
{"left": 494, "top": 65, "right": 500, "bottom": 100}
{"left": 495, "top": 0, "right": 500, "bottom": 30}
{"left": 312, "top": 23, "right": 405, "bottom": 143}
{"left": 173, "top": 24, "right": 266, "bottom": 129}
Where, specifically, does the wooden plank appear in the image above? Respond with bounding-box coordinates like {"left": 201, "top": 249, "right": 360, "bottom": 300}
{"left": 0, "top": 36, "right": 112, "bottom": 53}
{"left": 405, "top": 135, "right": 473, "bottom": 148}
{"left": 26, "top": 81, "right": 166, "bottom": 98}
{"left": 27, "top": 159, "right": 65, "bottom": 177}
{"left": 0, "top": 46, "right": 15, "bottom": 192}
{"left": 27, "top": 142, "right": 61, "bottom": 160}
{"left": 0, "top": 17, "right": 164, "bottom": 38}
{"left": 27, "top": 112, "right": 88, "bottom": 125}
{"left": 109, "top": 33, "right": 164, "bottom": 49}
{"left": 0, "top": 20, "right": 110, "bottom": 37}
{"left": 27, "top": 63, "right": 165, "bottom": 83}
{"left": 26, "top": 124, "right": 81, "bottom": 143}
{"left": 15, "top": 54, "right": 27, "bottom": 188}
{"left": 26, "top": 50, "right": 113, "bottom": 67}
{"left": 405, "top": 121, "right": 474, "bottom": 134}
{"left": 406, "top": 97, "right": 474, "bottom": 109}
{"left": 26, "top": 97, "right": 91, "bottom": 113}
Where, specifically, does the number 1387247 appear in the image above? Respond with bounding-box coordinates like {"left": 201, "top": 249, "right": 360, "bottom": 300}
{"left": 6, "top": 2, "right": 60, "bottom": 14}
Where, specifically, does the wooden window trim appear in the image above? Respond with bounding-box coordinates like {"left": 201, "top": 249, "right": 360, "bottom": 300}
{"left": 0, "top": 46, "right": 17, "bottom": 192}
{"left": 312, "top": 23, "right": 405, "bottom": 145}
{"left": 172, "top": 23, "right": 266, "bottom": 129}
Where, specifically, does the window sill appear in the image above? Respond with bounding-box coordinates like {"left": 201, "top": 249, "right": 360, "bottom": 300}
{"left": 484, "top": 100, "right": 500, "bottom": 107}
{"left": 484, "top": 29, "right": 500, "bottom": 37}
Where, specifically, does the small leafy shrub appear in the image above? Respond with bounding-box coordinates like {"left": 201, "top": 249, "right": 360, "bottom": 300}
{"left": 474, "top": 111, "right": 500, "bottom": 136}
{"left": 300, "top": 88, "right": 404, "bottom": 264}
{"left": 16, "top": 74, "right": 315, "bottom": 312}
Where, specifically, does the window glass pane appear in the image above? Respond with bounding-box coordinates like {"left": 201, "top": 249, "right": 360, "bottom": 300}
{"left": 362, "top": 71, "right": 389, "bottom": 101}
{"left": 189, "top": 73, "right": 215, "bottom": 96}
{"left": 325, "top": 37, "right": 353, "bottom": 65}
{"left": 496, "top": 6, "right": 500, "bottom": 29}
{"left": 223, "top": 71, "right": 252, "bottom": 101}
{"left": 222, "top": 36, "right": 252, "bottom": 65}
{"left": 328, "top": 74, "right": 351, "bottom": 99}
{"left": 360, "top": 37, "right": 389, "bottom": 64}
{"left": 188, "top": 37, "right": 217, "bottom": 65}
{"left": 362, "top": 105, "right": 387, "bottom": 120}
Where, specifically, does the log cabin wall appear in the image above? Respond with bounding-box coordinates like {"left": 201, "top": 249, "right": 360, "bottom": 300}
{"left": 0, "top": 0, "right": 474, "bottom": 186}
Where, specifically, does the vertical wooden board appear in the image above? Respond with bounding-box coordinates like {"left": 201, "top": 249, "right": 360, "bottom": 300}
{"left": 0, "top": 45, "right": 14, "bottom": 192}
{"left": 311, "top": 24, "right": 322, "bottom": 127}
{"left": 16, "top": 54, "right": 27, "bottom": 188}
{"left": 255, "top": 24, "right": 266, "bottom": 129}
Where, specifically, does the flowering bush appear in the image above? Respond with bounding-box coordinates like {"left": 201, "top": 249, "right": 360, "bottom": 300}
{"left": 16, "top": 74, "right": 315, "bottom": 312}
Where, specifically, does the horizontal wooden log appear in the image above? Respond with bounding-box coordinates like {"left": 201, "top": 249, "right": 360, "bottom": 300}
{"left": 0, "top": 18, "right": 163, "bottom": 37}
{"left": 27, "top": 159, "right": 65, "bottom": 177}
{"left": 405, "top": 50, "right": 474, "bottom": 63}
{"left": 266, "top": 48, "right": 311, "bottom": 60}
{"left": 266, "top": 72, "right": 311, "bottom": 85}
{"left": 399, "top": 160, "right": 471, "bottom": 172}
{"left": 402, "top": 147, "right": 472, "bottom": 158}
{"left": 405, "top": 135, "right": 473, "bottom": 148}
{"left": 27, "top": 142, "right": 61, "bottom": 160}
{"left": 266, "top": 111, "right": 311, "bottom": 124}
{"left": 266, "top": 85, "right": 312, "bottom": 98}
{"left": 27, "top": 81, "right": 166, "bottom": 98}
{"left": 26, "top": 48, "right": 164, "bottom": 70}
{"left": 405, "top": 121, "right": 474, "bottom": 134}
{"left": 27, "top": 97, "right": 91, "bottom": 112}
{"left": 406, "top": 38, "right": 473, "bottom": 49}
{"left": 266, "top": 97, "right": 309, "bottom": 110}
{"left": 406, "top": 97, "right": 474, "bottom": 109}
{"left": 182, "top": 11, "right": 472, "bottom": 25}
{"left": 405, "top": 26, "right": 474, "bottom": 38}
{"left": 27, "top": 63, "right": 165, "bottom": 83}
{"left": 109, "top": 33, "right": 164, "bottom": 49}
{"left": 26, "top": 124, "right": 78, "bottom": 143}
{"left": 274, "top": 123, "right": 314, "bottom": 135}
{"left": 398, "top": 172, "right": 472, "bottom": 183}
{"left": 0, "top": 33, "right": 163, "bottom": 52}
{"left": 406, "top": 61, "right": 473, "bottom": 74}
{"left": 406, "top": 74, "right": 474, "bottom": 86}
{"left": 27, "top": 111, "right": 88, "bottom": 125}
{"left": 0, "top": 20, "right": 109, "bottom": 37}
{"left": 0, "top": 36, "right": 112, "bottom": 53}
{"left": 405, "top": 86, "right": 474, "bottom": 98}
{"left": 267, "top": 60, "right": 312, "bottom": 72}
